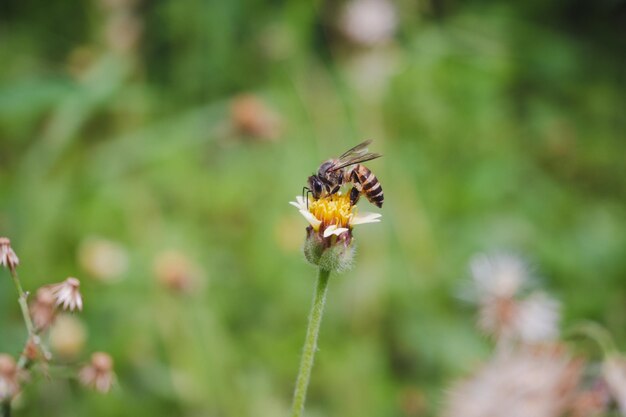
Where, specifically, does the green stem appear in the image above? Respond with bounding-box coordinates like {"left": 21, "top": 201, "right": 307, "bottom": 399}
{"left": 8, "top": 268, "right": 46, "bottom": 369}
{"left": 3, "top": 266, "right": 41, "bottom": 415}
{"left": 564, "top": 321, "right": 617, "bottom": 357}
{"left": 290, "top": 268, "right": 331, "bottom": 417}
{"left": 11, "top": 268, "right": 43, "bottom": 369}
{"left": 9, "top": 268, "right": 35, "bottom": 336}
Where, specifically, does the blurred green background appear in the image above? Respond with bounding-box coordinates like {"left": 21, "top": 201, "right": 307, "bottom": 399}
{"left": 1, "top": 0, "right": 625, "bottom": 415}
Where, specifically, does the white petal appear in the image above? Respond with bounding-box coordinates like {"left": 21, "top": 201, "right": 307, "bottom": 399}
{"left": 350, "top": 212, "right": 382, "bottom": 225}
{"left": 291, "top": 196, "right": 321, "bottom": 229}
{"left": 323, "top": 225, "right": 337, "bottom": 237}
{"left": 290, "top": 197, "right": 305, "bottom": 210}
{"left": 323, "top": 225, "right": 350, "bottom": 238}
{"left": 299, "top": 210, "right": 322, "bottom": 229}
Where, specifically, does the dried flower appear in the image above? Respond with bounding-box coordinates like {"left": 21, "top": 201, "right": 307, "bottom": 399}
{"left": 477, "top": 291, "right": 560, "bottom": 344}
{"left": 470, "top": 252, "right": 529, "bottom": 300}
{"left": 290, "top": 193, "right": 381, "bottom": 272}
{"left": 49, "top": 315, "right": 87, "bottom": 359}
{"left": 469, "top": 253, "right": 559, "bottom": 344}
{"left": 78, "top": 237, "right": 128, "bottom": 283}
{"left": 339, "top": 0, "right": 397, "bottom": 47}
{"left": 603, "top": 355, "right": 626, "bottom": 415}
{"left": 153, "top": 250, "right": 203, "bottom": 295}
{"left": 231, "top": 94, "right": 281, "bottom": 140}
{"left": 477, "top": 296, "right": 518, "bottom": 341}
{"left": 514, "top": 292, "right": 560, "bottom": 344}
{"left": 30, "top": 287, "right": 57, "bottom": 331}
{"left": 22, "top": 338, "right": 40, "bottom": 363}
{"left": 0, "top": 237, "right": 19, "bottom": 270}
{"left": 79, "top": 352, "right": 115, "bottom": 393}
{"left": 0, "top": 354, "right": 19, "bottom": 401}
{"left": 443, "top": 345, "right": 583, "bottom": 417}
{"left": 49, "top": 277, "right": 83, "bottom": 312}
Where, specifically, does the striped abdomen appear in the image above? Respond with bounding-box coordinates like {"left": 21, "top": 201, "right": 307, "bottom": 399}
{"left": 354, "top": 164, "right": 384, "bottom": 208}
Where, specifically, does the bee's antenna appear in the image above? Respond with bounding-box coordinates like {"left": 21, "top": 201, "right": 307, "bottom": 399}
{"left": 302, "top": 187, "right": 311, "bottom": 209}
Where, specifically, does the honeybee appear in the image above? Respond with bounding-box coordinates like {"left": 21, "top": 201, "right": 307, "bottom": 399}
{"left": 305, "top": 140, "right": 384, "bottom": 208}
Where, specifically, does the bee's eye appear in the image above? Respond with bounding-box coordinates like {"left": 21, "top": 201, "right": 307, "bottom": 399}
{"left": 314, "top": 182, "right": 323, "bottom": 193}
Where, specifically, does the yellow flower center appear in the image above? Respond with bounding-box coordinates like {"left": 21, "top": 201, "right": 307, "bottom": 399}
{"left": 309, "top": 193, "right": 354, "bottom": 229}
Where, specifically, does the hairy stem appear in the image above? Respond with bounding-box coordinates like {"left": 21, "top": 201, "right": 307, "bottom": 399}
{"left": 290, "top": 268, "right": 331, "bottom": 417}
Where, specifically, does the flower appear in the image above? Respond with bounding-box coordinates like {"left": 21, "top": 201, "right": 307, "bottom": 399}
{"left": 49, "top": 315, "right": 87, "bottom": 359}
{"left": 477, "top": 291, "right": 560, "bottom": 344}
{"left": 514, "top": 292, "right": 560, "bottom": 344}
{"left": 153, "top": 250, "right": 203, "bottom": 295}
{"left": 470, "top": 252, "right": 529, "bottom": 300}
{"left": 231, "top": 94, "right": 281, "bottom": 141}
{"left": 0, "top": 354, "right": 19, "bottom": 401}
{"left": 339, "top": 0, "right": 397, "bottom": 47}
{"left": 78, "top": 237, "right": 129, "bottom": 283}
{"left": 290, "top": 193, "right": 381, "bottom": 272}
{"left": 49, "top": 277, "right": 83, "bottom": 312}
{"left": 443, "top": 345, "right": 583, "bottom": 417}
{"left": 469, "top": 252, "right": 559, "bottom": 344}
{"left": 79, "top": 352, "right": 115, "bottom": 393}
{"left": 30, "top": 287, "right": 57, "bottom": 331}
{"left": 0, "top": 237, "right": 19, "bottom": 270}
{"left": 290, "top": 194, "right": 381, "bottom": 237}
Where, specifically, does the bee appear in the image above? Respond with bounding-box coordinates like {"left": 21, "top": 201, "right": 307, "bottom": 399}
{"left": 305, "top": 140, "right": 384, "bottom": 208}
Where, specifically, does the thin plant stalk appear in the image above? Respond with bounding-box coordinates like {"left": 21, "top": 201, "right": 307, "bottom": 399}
{"left": 2, "top": 267, "right": 46, "bottom": 416}
{"left": 6, "top": 267, "right": 46, "bottom": 369}
{"left": 290, "top": 268, "right": 331, "bottom": 417}
{"left": 2, "top": 266, "right": 35, "bottom": 416}
{"left": 8, "top": 268, "right": 35, "bottom": 339}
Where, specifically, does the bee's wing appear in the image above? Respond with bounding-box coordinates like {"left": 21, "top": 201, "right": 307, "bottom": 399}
{"left": 328, "top": 152, "right": 382, "bottom": 172}
{"left": 338, "top": 140, "right": 372, "bottom": 161}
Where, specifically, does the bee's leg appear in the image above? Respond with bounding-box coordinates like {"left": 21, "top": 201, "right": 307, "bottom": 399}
{"left": 329, "top": 184, "right": 341, "bottom": 195}
{"left": 350, "top": 186, "right": 361, "bottom": 206}
{"left": 349, "top": 169, "right": 363, "bottom": 206}
{"left": 323, "top": 181, "right": 340, "bottom": 197}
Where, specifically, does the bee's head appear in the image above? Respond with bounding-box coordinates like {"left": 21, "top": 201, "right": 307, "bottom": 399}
{"left": 307, "top": 175, "right": 324, "bottom": 199}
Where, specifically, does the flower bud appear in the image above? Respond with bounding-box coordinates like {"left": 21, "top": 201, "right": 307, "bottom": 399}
{"left": 303, "top": 227, "right": 355, "bottom": 273}
{"left": 30, "top": 287, "right": 57, "bottom": 331}
{"left": 79, "top": 352, "right": 115, "bottom": 394}
{"left": 318, "top": 240, "right": 355, "bottom": 273}
{"left": 0, "top": 354, "right": 19, "bottom": 401}
{"left": 303, "top": 227, "right": 324, "bottom": 266}
{"left": 0, "top": 237, "right": 19, "bottom": 271}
